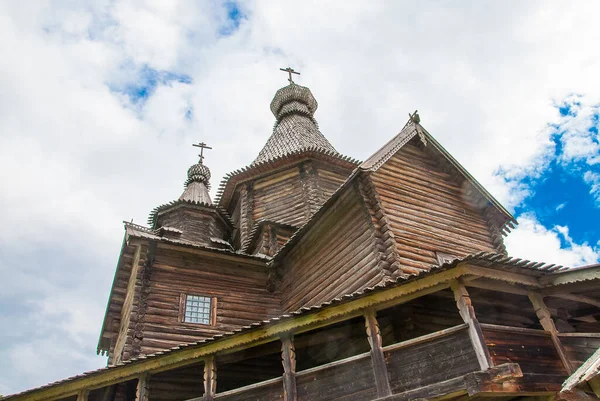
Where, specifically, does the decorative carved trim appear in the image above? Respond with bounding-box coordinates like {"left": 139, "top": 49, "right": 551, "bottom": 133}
{"left": 357, "top": 173, "right": 403, "bottom": 280}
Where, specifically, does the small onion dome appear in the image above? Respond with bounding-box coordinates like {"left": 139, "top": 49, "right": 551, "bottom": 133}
{"left": 185, "top": 163, "right": 211, "bottom": 187}
{"left": 270, "top": 83, "right": 318, "bottom": 122}
{"left": 180, "top": 162, "right": 212, "bottom": 205}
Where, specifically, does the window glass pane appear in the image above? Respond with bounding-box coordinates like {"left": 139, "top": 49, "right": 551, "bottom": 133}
{"left": 184, "top": 295, "right": 212, "bottom": 324}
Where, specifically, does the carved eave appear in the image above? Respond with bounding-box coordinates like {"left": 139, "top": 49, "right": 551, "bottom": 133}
{"left": 215, "top": 148, "right": 359, "bottom": 212}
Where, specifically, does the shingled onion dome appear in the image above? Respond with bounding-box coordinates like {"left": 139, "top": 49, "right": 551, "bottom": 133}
{"left": 253, "top": 83, "right": 337, "bottom": 164}
{"left": 179, "top": 160, "right": 212, "bottom": 205}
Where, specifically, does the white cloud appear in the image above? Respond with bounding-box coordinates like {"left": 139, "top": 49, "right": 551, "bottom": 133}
{"left": 505, "top": 213, "right": 599, "bottom": 267}
{"left": 1, "top": 0, "right": 600, "bottom": 394}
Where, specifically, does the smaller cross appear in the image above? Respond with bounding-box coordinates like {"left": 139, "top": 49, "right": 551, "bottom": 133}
{"left": 279, "top": 67, "right": 300, "bottom": 84}
{"left": 192, "top": 142, "right": 212, "bottom": 164}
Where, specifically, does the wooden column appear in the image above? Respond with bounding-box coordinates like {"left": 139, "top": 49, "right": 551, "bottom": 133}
{"left": 450, "top": 280, "right": 492, "bottom": 371}
{"left": 280, "top": 333, "right": 297, "bottom": 401}
{"left": 528, "top": 292, "right": 574, "bottom": 374}
{"left": 76, "top": 389, "right": 89, "bottom": 401}
{"left": 203, "top": 356, "right": 217, "bottom": 401}
{"left": 364, "top": 309, "right": 392, "bottom": 397}
{"left": 136, "top": 373, "right": 150, "bottom": 401}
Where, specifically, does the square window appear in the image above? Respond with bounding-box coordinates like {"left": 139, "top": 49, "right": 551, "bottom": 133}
{"left": 183, "top": 295, "right": 214, "bottom": 325}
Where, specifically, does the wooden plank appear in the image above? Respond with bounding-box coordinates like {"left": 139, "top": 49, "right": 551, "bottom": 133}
{"left": 528, "top": 292, "right": 574, "bottom": 374}
{"left": 136, "top": 373, "right": 150, "bottom": 401}
{"left": 376, "top": 376, "right": 466, "bottom": 401}
{"left": 203, "top": 356, "right": 216, "bottom": 401}
{"left": 363, "top": 309, "right": 392, "bottom": 397}
{"left": 382, "top": 324, "right": 468, "bottom": 353}
{"left": 76, "top": 389, "right": 89, "bottom": 401}
{"left": 280, "top": 334, "right": 296, "bottom": 401}
{"left": 451, "top": 279, "right": 492, "bottom": 370}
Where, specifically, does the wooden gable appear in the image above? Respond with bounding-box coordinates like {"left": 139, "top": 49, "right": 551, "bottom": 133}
{"left": 278, "top": 183, "right": 385, "bottom": 312}
{"left": 369, "top": 135, "right": 502, "bottom": 273}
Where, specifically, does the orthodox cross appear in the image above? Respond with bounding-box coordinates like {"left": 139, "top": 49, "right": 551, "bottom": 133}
{"left": 192, "top": 142, "right": 212, "bottom": 164}
{"left": 280, "top": 67, "right": 300, "bottom": 84}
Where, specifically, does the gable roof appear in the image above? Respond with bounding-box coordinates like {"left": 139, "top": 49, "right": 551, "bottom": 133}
{"left": 361, "top": 118, "right": 515, "bottom": 226}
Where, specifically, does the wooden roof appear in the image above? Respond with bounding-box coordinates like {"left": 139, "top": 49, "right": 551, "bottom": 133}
{"left": 254, "top": 83, "right": 336, "bottom": 164}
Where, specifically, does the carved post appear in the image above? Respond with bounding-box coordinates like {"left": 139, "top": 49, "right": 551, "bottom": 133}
{"left": 364, "top": 309, "right": 392, "bottom": 397}
{"left": 76, "top": 389, "right": 89, "bottom": 401}
{"left": 528, "top": 292, "right": 573, "bottom": 374}
{"left": 136, "top": 373, "right": 150, "bottom": 401}
{"left": 204, "top": 355, "right": 217, "bottom": 401}
{"left": 280, "top": 333, "right": 297, "bottom": 401}
{"left": 450, "top": 280, "right": 492, "bottom": 371}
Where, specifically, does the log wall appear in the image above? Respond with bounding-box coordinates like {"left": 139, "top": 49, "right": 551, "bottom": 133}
{"left": 158, "top": 208, "right": 229, "bottom": 246}
{"left": 384, "top": 327, "right": 479, "bottom": 393}
{"left": 371, "top": 139, "right": 499, "bottom": 273}
{"left": 296, "top": 355, "right": 378, "bottom": 401}
{"left": 148, "top": 364, "right": 204, "bottom": 401}
{"left": 561, "top": 335, "right": 600, "bottom": 369}
{"left": 137, "top": 246, "right": 280, "bottom": 355}
{"left": 252, "top": 166, "right": 306, "bottom": 227}
{"left": 280, "top": 185, "right": 383, "bottom": 312}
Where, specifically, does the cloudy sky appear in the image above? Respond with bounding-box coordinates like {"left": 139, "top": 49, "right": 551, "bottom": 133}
{"left": 1, "top": 0, "right": 599, "bottom": 395}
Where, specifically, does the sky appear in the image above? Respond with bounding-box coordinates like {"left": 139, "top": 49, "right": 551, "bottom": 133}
{"left": 0, "top": 0, "right": 599, "bottom": 395}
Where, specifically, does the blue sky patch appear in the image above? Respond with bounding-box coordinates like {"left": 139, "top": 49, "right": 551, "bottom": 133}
{"left": 513, "top": 99, "right": 600, "bottom": 247}
{"left": 113, "top": 65, "right": 192, "bottom": 104}
{"left": 220, "top": 2, "right": 245, "bottom": 36}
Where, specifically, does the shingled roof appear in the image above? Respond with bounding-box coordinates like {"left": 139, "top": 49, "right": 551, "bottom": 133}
{"left": 253, "top": 83, "right": 337, "bottom": 164}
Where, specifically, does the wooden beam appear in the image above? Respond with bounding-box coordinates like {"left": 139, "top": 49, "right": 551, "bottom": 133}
{"left": 280, "top": 334, "right": 297, "bottom": 401}
{"left": 589, "top": 376, "right": 600, "bottom": 398}
{"left": 539, "top": 266, "right": 600, "bottom": 287}
{"left": 547, "top": 293, "right": 600, "bottom": 309}
{"left": 465, "top": 277, "right": 530, "bottom": 296}
{"left": 135, "top": 373, "right": 149, "bottom": 401}
{"left": 364, "top": 309, "right": 392, "bottom": 398}
{"left": 527, "top": 292, "right": 574, "bottom": 374}
{"left": 76, "top": 389, "right": 89, "bottom": 401}
{"left": 450, "top": 279, "right": 492, "bottom": 370}
{"left": 203, "top": 355, "right": 216, "bottom": 401}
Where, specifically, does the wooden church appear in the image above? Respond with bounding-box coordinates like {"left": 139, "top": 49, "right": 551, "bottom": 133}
{"left": 6, "top": 71, "right": 600, "bottom": 401}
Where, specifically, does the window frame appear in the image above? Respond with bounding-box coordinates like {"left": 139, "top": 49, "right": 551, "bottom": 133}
{"left": 179, "top": 293, "right": 217, "bottom": 326}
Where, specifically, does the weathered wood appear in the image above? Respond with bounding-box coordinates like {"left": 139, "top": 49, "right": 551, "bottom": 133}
{"left": 463, "top": 363, "right": 522, "bottom": 395}
{"left": 76, "top": 389, "right": 89, "bottom": 401}
{"left": 9, "top": 264, "right": 539, "bottom": 401}
{"left": 376, "top": 377, "right": 466, "bottom": 401}
{"left": 135, "top": 373, "right": 149, "bottom": 401}
{"left": 363, "top": 309, "right": 392, "bottom": 397}
{"left": 385, "top": 327, "right": 479, "bottom": 394}
{"left": 548, "top": 293, "right": 600, "bottom": 309}
{"left": 203, "top": 356, "right": 216, "bottom": 401}
{"left": 450, "top": 280, "right": 492, "bottom": 370}
{"left": 381, "top": 324, "right": 468, "bottom": 352}
{"left": 280, "top": 334, "right": 296, "bottom": 401}
{"left": 528, "top": 292, "right": 574, "bottom": 374}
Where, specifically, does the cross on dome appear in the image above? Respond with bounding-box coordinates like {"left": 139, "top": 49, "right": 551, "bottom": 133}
{"left": 279, "top": 67, "right": 300, "bottom": 84}
{"left": 192, "top": 142, "right": 212, "bottom": 165}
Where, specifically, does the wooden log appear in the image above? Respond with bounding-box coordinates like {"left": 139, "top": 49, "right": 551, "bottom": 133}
{"left": 451, "top": 280, "right": 492, "bottom": 370}
{"left": 364, "top": 309, "right": 392, "bottom": 397}
{"left": 204, "top": 356, "right": 216, "bottom": 401}
{"left": 280, "top": 334, "right": 296, "bottom": 401}
{"left": 136, "top": 373, "right": 150, "bottom": 401}
{"left": 76, "top": 389, "right": 89, "bottom": 401}
{"left": 528, "top": 292, "right": 574, "bottom": 374}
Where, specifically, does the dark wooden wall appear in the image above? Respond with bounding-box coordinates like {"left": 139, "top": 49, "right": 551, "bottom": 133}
{"left": 148, "top": 364, "right": 204, "bottom": 401}
{"left": 384, "top": 328, "right": 479, "bottom": 393}
{"left": 561, "top": 335, "right": 600, "bottom": 369}
{"left": 280, "top": 185, "right": 383, "bottom": 312}
{"left": 136, "top": 245, "right": 280, "bottom": 355}
{"left": 252, "top": 166, "right": 306, "bottom": 227}
{"left": 371, "top": 139, "right": 499, "bottom": 273}
{"left": 296, "top": 356, "right": 378, "bottom": 401}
